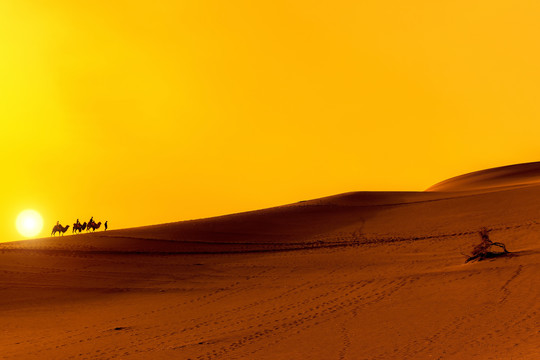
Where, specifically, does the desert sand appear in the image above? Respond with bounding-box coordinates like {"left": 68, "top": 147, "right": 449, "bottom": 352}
{"left": 1, "top": 163, "right": 539, "bottom": 359}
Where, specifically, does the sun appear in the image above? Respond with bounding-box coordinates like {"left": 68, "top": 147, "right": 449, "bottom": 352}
{"left": 16, "top": 209, "right": 44, "bottom": 238}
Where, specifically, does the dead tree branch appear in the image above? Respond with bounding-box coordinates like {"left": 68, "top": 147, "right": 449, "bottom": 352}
{"left": 465, "top": 228, "right": 511, "bottom": 263}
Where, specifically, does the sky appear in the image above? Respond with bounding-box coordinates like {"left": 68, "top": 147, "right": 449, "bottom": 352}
{"left": 1, "top": 0, "right": 540, "bottom": 241}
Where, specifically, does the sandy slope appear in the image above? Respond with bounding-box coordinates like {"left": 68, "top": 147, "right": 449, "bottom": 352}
{"left": 0, "top": 163, "right": 539, "bottom": 359}
{"left": 427, "top": 161, "right": 540, "bottom": 191}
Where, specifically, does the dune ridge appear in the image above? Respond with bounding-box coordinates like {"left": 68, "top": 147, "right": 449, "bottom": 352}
{"left": 427, "top": 161, "right": 540, "bottom": 191}
{"left": 0, "top": 163, "right": 539, "bottom": 359}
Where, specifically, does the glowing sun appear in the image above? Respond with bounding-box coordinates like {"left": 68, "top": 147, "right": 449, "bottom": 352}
{"left": 16, "top": 209, "right": 44, "bottom": 238}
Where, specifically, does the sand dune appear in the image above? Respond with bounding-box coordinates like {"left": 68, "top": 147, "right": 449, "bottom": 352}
{"left": 1, "top": 163, "right": 539, "bottom": 359}
{"left": 427, "top": 161, "right": 540, "bottom": 191}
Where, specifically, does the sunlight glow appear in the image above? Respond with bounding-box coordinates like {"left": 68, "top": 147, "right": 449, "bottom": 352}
{"left": 16, "top": 209, "right": 43, "bottom": 238}
{"left": 1, "top": 1, "right": 540, "bottom": 242}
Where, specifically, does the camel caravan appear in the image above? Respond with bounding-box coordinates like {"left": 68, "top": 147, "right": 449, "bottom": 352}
{"left": 51, "top": 217, "right": 108, "bottom": 236}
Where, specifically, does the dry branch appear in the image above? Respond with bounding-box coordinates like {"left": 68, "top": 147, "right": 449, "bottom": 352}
{"left": 465, "top": 228, "right": 510, "bottom": 263}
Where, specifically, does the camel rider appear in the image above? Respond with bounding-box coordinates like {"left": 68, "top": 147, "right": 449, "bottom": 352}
{"left": 89, "top": 216, "right": 94, "bottom": 226}
{"left": 76, "top": 219, "right": 81, "bottom": 226}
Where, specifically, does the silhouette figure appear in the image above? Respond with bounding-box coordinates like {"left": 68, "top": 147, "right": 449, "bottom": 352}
{"left": 87, "top": 221, "right": 102, "bottom": 232}
{"left": 73, "top": 221, "right": 87, "bottom": 234}
{"left": 104, "top": 221, "right": 108, "bottom": 231}
{"left": 51, "top": 224, "right": 70, "bottom": 236}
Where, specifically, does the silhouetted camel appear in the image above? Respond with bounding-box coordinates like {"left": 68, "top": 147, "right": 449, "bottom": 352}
{"left": 86, "top": 221, "right": 94, "bottom": 232}
{"left": 72, "top": 222, "right": 87, "bottom": 234}
{"left": 87, "top": 221, "right": 102, "bottom": 232}
{"left": 51, "top": 224, "right": 70, "bottom": 236}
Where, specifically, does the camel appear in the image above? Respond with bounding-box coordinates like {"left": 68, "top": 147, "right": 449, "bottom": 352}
{"left": 51, "top": 224, "right": 70, "bottom": 236}
{"left": 87, "top": 221, "right": 102, "bottom": 232}
{"left": 72, "top": 222, "right": 87, "bottom": 234}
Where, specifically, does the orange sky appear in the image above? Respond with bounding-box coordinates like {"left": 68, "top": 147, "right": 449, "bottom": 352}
{"left": 2, "top": 0, "right": 540, "bottom": 240}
